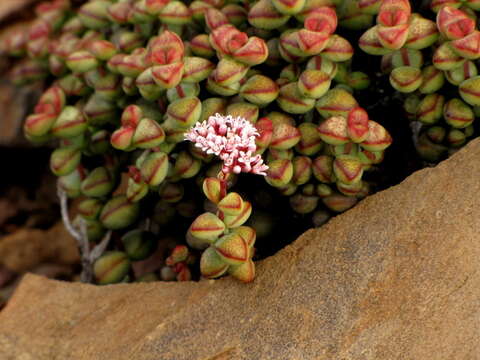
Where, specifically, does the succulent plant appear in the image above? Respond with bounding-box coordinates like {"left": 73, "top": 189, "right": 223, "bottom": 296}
{"left": 7, "top": 0, "right": 477, "bottom": 284}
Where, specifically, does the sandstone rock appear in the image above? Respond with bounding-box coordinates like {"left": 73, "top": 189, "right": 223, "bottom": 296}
{"left": 0, "top": 222, "right": 79, "bottom": 272}
{"left": 0, "top": 0, "right": 38, "bottom": 23}
{"left": 0, "top": 80, "right": 43, "bottom": 146}
{"left": 0, "top": 139, "right": 479, "bottom": 359}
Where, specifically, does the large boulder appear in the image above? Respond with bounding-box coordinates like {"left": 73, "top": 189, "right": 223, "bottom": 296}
{"left": 0, "top": 138, "right": 479, "bottom": 360}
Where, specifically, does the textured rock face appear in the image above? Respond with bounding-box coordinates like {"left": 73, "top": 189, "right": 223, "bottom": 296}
{"left": 0, "top": 222, "right": 79, "bottom": 272}
{"left": 0, "top": 139, "right": 479, "bottom": 360}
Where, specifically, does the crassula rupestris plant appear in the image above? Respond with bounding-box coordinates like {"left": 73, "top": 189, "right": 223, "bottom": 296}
{"left": 2, "top": 0, "right": 477, "bottom": 284}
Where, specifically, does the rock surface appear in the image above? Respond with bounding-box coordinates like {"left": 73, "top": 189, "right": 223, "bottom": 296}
{"left": 0, "top": 222, "right": 79, "bottom": 272}
{"left": 0, "top": 139, "right": 479, "bottom": 360}
{"left": 0, "top": 0, "right": 38, "bottom": 23}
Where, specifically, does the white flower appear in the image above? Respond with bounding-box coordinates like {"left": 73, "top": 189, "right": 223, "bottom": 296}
{"left": 185, "top": 113, "right": 269, "bottom": 176}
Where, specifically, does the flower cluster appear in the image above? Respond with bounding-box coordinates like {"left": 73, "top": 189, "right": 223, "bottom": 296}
{"left": 185, "top": 114, "right": 269, "bottom": 176}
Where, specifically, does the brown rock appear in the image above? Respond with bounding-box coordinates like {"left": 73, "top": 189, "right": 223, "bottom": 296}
{"left": 0, "top": 139, "right": 480, "bottom": 359}
{"left": 0, "top": 0, "right": 38, "bottom": 23}
{"left": 0, "top": 222, "right": 79, "bottom": 272}
{"left": 0, "top": 80, "right": 43, "bottom": 146}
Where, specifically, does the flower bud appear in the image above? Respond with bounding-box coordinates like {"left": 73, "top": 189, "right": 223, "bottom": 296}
{"left": 292, "top": 156, "right": 312, "bottom": 185}
{"left": 132, "top": 118, "right": 166, "bottom": 148}
{"left": 317, "top": 116, "right": 349, "bottom": 145}
{"left": 316, "top": 88, "right": 358, "bottom": 119}
{"left": 290, "top": 193, "right": 318, "bottom": 214}
{"left": 450, "top": 30, "right": 480, "bottom": 60}
{"left": 218, "top": 192, "right": 244, "bottom": 215}
{"left": 202, "top": 177, "right": 225, "bottom": 204}
{"left": 130, "top": 0, "right": 156, "bottom": 23}
{"left": 358, "top": 148, "right": 384, "bottom": 165}
{"left": 437, "top": 6, "right": 475, "bottom": 40}
{"left": 122, "top": 230, "right": 157, "bottom": 261}
{"left": 360, "top": 120, "right": 392, "bottom": 152}
{"left": 222, "top": 201, "right": 252, "bottom": 228}
{"left": 136, "top": 68, "right": 163, "bottom": 101}
{"left": 88, "top": 40, "right": 117, "bottom": 61}
{"left": 81, "top": 167, "right": 114, "bottom": 198}
{"left": 333, "top": 155, "right": 363, "bottom": 185}
{"left": 200, "top": 246, "right": 229, "bottom": 278}
{"left": 146, "top": 0, "right": 169, "bottom": 15}
{"left": 94, "top": 251, "right": 131, "bottom": 285}
{"left": 51, "top": 106, "right": 87, "bottom": 139}
{"left": 50, "top": 147, "right": 82, "bottom": 176}
{"left": 213, "top": 57, "right": 249, "bottom": 86}
{"left": 37, "top": 86, "right": 66, "bottom": 115}
{"left": 443, "top": 98, "right": 474, "bottom": 128}
{"left": 420, "top": 66, "right": 445, "bottom": 93}
{"left": 459, "top": 75, "right": 480, "bottom": 106}
{"left": 391, "top": 48, "right": 424, "bottom": 69}
{"left": 66, "top": 50, "right": 99, "bottom": 73}
{"left": 270, "top": 122, "right": 301, "bottom": 150}
{"left": 84, "top": 94, "right": 117, "bottom": 127}
{"left": 190, "top": 34, "right": 215, "bottom": 58}
{"left": 427, "top": 126, "right": 447, "bottom": 144}
{"left": 248, "top": 0, "right": 290, "bottom": 30}
{"left": 152, "top": 62, "right": 185, "bottom": 89}
{"left": 359, "top": 26, "right": 391, "bottom": 56}
{"left": 271, "top": 0, "right": 306, "bottom": 15}
{"left": 182, "top": 57, "right": 215, "bottom": 83}
{"left": 213, "top": 233, "right": 249, "bottom": 265}
{"left": 206, "top": 74, "right": 241, "bottom": 96}
{"left": 378, "top": 0, "right": 411, "bottom": 25}
{"left": 267, "top": 149, "right": 294, "bottom": 162}
{"left": 377, "top": 23, "right": 409, "bottom": 50}
{"left": 78, "top": 198, "right": 103, "bottom": 220}
{"left": 277, "top": 83, "right": 315, "bottom": 114}
{"left": 239, "top": 75, "right": 279, "bottom": 106}
{"left": 159, "top": 183, "right": 184, "bottom": 202}
{"left": 296, "top": 122, "right": 323, "bottom": 155}
{"left": 265, "top": 159, "right": 293, "bottom": 187}
{"left": 296, "top": 29, "right": 330, "bottom": 56}
{"left": 140, "top": 151, "right": 169, "bottom": 186}
{"left": 190, "top": 212, "right": 225, "bottom": 242}
{"left": 107, "top": 1, "right": 132, "bottom": 24}
{"left": 445, "top": 60, "right": 477, "bottom": 85}
{"left": 100, "top": 195, "right": 140, "bottom": 230}
{"left": 94, "top": 73, "right": 122, "bottom": 101}
{"left": 347, "top": 71, "right": 370, "bottom": 90}
{"left": 205, "top": 8, "right": 228, "bottom": 30}
{"left": 159, "top": 1, "right": 192, "bottom": 25}
{"left": 166, "top": 245, "right": 189, "bottom": 266}
{"left": 322, "top": 193, "right": 358, "bottom": 212}
{"left": 322, "top": 35, "right": 354, "bottom": 62}
{"left": 126, "top": 176, "right": 149, "bottom": 202}
{"left": 226, "top": 102, "right": 259, "bottom": 124}
{"left": 228, "top": 259, "right": 255, "bottom": 283}
{"left": 231, "top": 226, "right": 256, "bottom": 249}
{"left": 167, "top": 96, "right": 202, "bottom": 128}
{"left": 347, "top": 107, "right": 369, "bottom": 143}
{"left": 297, "top": 69, "right": 331, "bottom": 99}
{"left": 174, "top": 151, "right": 202, "bottom": 179}
{"left": 306, "top": 55, "right": 338, "bottom": 78}
{"left": 447, "top": 128, "right": 466, "bottom": 147}
{"left": 389, "top": 66, "right": 423, "bottom": 93}
{"left": 222, "top": 4, "right": 247, "bottom": 26}
{"left": 58, "top": 166, "right": 86, "bottom": 198}
{"left": 405, "top": 16, "right": 439, "bottom": 50}
{"left": 167, "top": 82, "right": 200, "bottom": 102}
{"left": 24, "top": 112, "right": 57, "bottom": 138}
{"left": 416, "top": 94, "right": 445, "bottom": 124}
{"left": 337, "top": 179, "right": 365, "bottom": 196}
{"left": 433, "top": 42, "right": 465, "bottom": 71}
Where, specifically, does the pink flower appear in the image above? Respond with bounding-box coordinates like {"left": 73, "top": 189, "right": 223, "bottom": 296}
{"left": 185, "top": 113, "right": 269, "bottom": 176}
